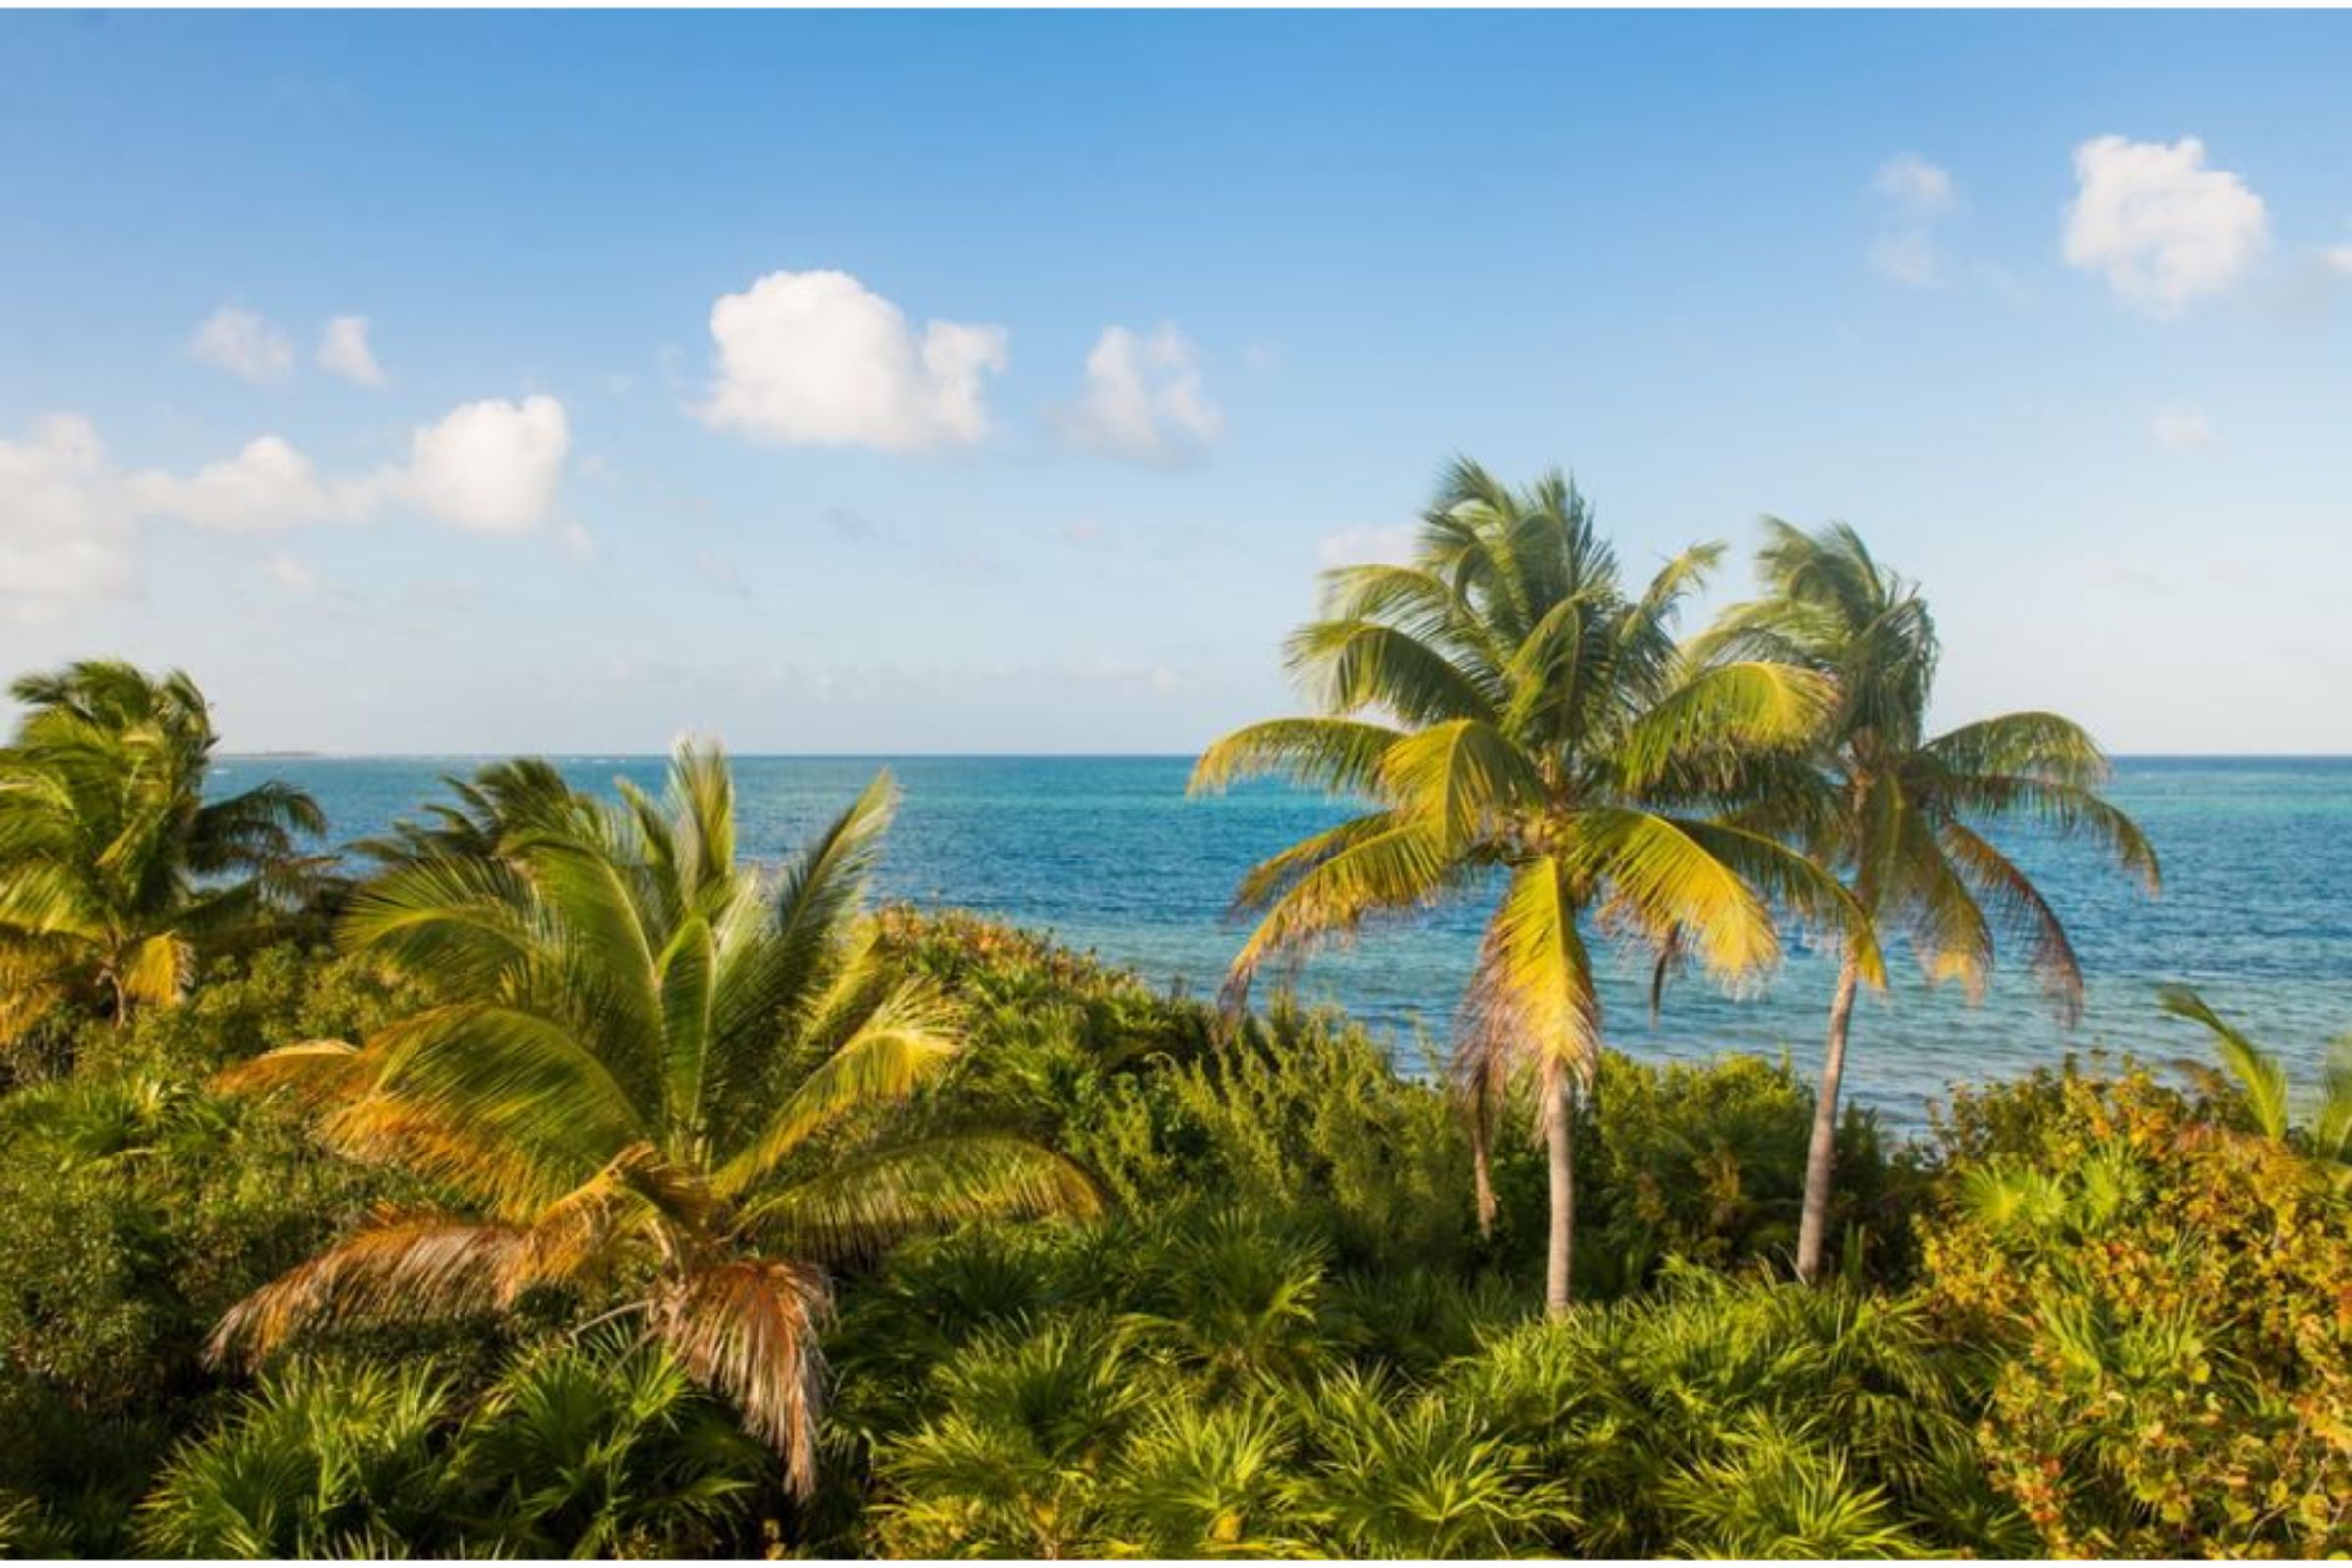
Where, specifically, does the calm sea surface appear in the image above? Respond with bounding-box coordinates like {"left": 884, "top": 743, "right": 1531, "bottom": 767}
{"left": 212, "top": 755, "right": 2352, "bottom": 1126}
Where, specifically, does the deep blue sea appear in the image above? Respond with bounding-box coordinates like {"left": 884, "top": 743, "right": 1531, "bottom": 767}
{"left": 212, "top": 755, "right": 2352, "bottom": 1126}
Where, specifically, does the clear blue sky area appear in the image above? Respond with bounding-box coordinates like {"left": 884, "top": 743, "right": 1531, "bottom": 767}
{"left": 4, "top": 10, "right": 2349, "bottom": 753}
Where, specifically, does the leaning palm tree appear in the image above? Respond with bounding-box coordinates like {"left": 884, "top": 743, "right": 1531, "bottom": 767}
{"left": 1193, "top": 461, "right": 1879, "bottom": 1315}
{"left": 211, "top": 741, "right": 1099, "bottom": 1493}
{"left": 0, "top": 660, "right": 324, "bottom": 1046}
{"left": 1696, "top": 522, "right": 2159, "bottom": 1282}
{"left": 2159, "top": 984, "right": 2352, "bottom": 1170}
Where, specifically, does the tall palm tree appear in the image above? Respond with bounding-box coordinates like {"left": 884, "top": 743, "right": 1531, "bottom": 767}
{"left": 1192, "top": 461, "right": 1879, "bottom": 1315}
{"left": 211, "top": 742, "right": 1099, "bottom": 1493}
{"left": 1697, "top": 522, "right": 2159, "bottom": 1282}
{"left": 0, "top": 660, "right": 324, "bottom": 1045}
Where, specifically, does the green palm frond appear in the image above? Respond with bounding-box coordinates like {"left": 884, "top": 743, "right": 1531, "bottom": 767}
{"left": 1188, "top": 717, "right": 1405, "bottom": 799}
{"left": 745, "top": 1134, "right": 1102, "bottom": 1263}
{"left": 2158, "top": 985, "right": 2292, "bottom": 1142}
{"left": 217, "top": 739, "right": 1094, "bottom": 1492}
{"left": 1461, "top": 854, "right": 1598, "bottom": 1081}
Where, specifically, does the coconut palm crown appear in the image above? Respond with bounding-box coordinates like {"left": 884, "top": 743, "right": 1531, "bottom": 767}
{"left": 1192, "top": 461, "right": 1882, "bottom": 1315}
{"left": 1695, "top": 520, "right": 2159, "bottom": 1281}
{"left": 211, "top": 741, "right": 1100, "bottom": 1493}
{"left": 0, "top": 660, "right": 325, "bottom": 1045}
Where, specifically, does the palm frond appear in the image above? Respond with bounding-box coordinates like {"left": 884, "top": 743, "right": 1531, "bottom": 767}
{"left": 653, "top": 1260, "right": 832, "bottom": 1495}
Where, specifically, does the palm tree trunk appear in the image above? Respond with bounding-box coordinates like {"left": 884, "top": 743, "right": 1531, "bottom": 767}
{"left": 1795, "top": 956, "right": 1862, "bottom": 1284}
{"left": 1469, "top": 1095, "right": 1498, "bottom": 1240}
{"left": 1544, "top": 1057, "right": 1575, "bottom": 1317}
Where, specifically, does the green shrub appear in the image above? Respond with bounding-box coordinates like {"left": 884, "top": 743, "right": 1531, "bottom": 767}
{"left": 1921, "top": 1060, "right": 2352, "bottom": 1555}
{"left": 135, "top": 1333, "right": 770, "bottom": 1558}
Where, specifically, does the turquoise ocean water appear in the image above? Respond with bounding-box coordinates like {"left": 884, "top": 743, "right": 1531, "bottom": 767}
{"left": 213, "top": 755, "right": 2352, "bottom": 1126}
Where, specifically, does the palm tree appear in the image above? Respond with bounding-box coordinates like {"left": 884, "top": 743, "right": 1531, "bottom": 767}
{"left": 1192, "top": 461, "right": 1878, "bottom": 1315}
{"left": 1696, "top": 522, "right": 2158, "bottom": 1282}
{"left": 350, "top": 756, "right": 588, "bottom": 871}
{"left": 0, "top": 660, "right": 324, "bottom": 1047}
{"left": 210, "top": 741, "right": 1099, "bottom": 1493}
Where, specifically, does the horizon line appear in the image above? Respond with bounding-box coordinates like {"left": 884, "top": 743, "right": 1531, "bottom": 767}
{"left": 215, "top": 749, "right": 2352, "bottom": 762}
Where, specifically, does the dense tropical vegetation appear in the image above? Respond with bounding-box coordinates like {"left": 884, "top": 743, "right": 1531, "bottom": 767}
{"left": 2, "top": 468, "right": 2346, "bottom": 1558}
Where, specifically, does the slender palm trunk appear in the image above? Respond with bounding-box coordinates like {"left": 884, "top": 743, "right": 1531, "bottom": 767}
{"left": 1544, "top": 1057, "right": 1576, "bottom": 1317}
{"left": 1795, "top": 956, "right": 1862, "bottom": 1283}
{"left": 1468, "top": 1089, "right": 1498, "bottom": 1239}
{"left": 1471, "top": 1128, "right": 1498, "bottom": 1239}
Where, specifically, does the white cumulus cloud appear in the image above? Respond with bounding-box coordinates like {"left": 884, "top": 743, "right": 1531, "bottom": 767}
{"left": 698, "top": 270, "right": 1008, "bottom": 450}
{"left": 2150, "top": 407, "right": 2217, "bottom": 451}
{"left": 189, "top": 307, "right": 296, "bottom": 385}
{"left": 400, "top": 395, "right": 571, "bottom": 533}
{"left": 130, "top": 435, "right": 369, "bottom": 533}
{"left": 318, "top": 314, "right": 387, "bottom": 387}
{"left": 132, "top": 397, "right": 570, "bottom": 538}
{"left": 1058, "top": 324, "right": 1222, "bottom": 463}
{"left": 0, "top": 415, "right": 138, "bottom": 612}
{"left": 2063, "top": 136, "right": 2268, "bottom": 314}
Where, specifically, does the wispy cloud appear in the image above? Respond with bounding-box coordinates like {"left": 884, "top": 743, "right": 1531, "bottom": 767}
{"left": 2150, "top": 407, "right": 2218, "bottom": 451}
{"left": 1868, "top": 153, "right": 1958, "bottom": 286}
{"left": 1054, "top": 324, "right": 1222, "bottom": 465}
{"left": 318, "top": 314, "right": 388, "bottom": 387}
{"left": 1316, "top": 523, "right": 1417, "bottom": 568}
{"left": 189, "top": 306, "right": 296, "bottom": 385}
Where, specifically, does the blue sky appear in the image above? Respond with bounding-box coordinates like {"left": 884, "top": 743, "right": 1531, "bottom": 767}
{"left": 3, "top": 9, "right": 2350, "bottom": 753}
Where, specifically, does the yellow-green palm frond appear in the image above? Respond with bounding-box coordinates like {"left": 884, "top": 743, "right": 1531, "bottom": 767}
{"left": 337, "top": 853, "right": 549, "bottom": 1001}
{"left": 214, "top": 1038, "right": 368, "bottom": 1105}
{"left": 1619, "top": 662, "right": 1837, "bottom": 791}
{"left": 654, "top": 1259, "right": 832, "bottom": 1496}
{"left": 742, "top": 1134, "right": 1102, "bottom": 1266}
{"left": 1659, "top": 818, "right": 1887, "bottom": 989}
{"left": 1221, "top": 815, "right": 1465, "bottom": 1008}
{"left": 1459, "top": 854, "right": 1600, "bottom": 1084}
{"left": 1283, "top": 618, "right": 1499, "bottom": 727}
{"left": 338, "top": 1004, "right": 651, "bottom": 1210}
{"left": 1228, "top": 812, "right": 1395, "bottom": 914}
{"left": 1375, "top": 719, "right": 1546, "bottom": 843}
{"left": 1562, "top": 808, "right": 1781, "bottom": 980}
{"left": 712, "top": 980, "right": 966, "bottom": 1199}
{"left": 2157, "top": 986, "right": 2291, "bottom": 1142}
{"left": 120, "top": 932, "right": 191, "bottom": 1007}
{"left": 207, "top": 1214, "right": 533, "bottom": 1369}
{"left": 768, "top": 769, "right": 894, "bottom": 998}
{"left": 1926, "top": 710, "right": 2111, "bottom": 789}
{"left": 1188, "top": 718, "right": 1405, "bottom": 800}
{"left": 2316, "top": 1036, "right": 2352, "bottom": 1164}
